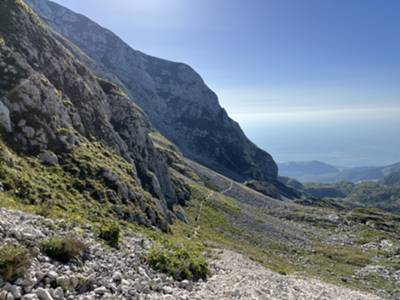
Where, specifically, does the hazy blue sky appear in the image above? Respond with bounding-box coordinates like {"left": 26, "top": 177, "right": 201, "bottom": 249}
{"left": 52, "top": 0, "right": 400, "bottom": 166}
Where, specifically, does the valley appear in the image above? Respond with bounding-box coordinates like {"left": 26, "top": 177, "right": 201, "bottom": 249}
{"left": 0, "top": 1, "right": 399, "bottom": 299}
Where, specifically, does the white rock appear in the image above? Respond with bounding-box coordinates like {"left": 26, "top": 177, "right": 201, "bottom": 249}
{"left": 35, "top": 288, "right": 54, "bottom": 300}
{"left": 94, "top": 287, "right": 108, "bottom": 295}
{"left": 112, "top": 271, "right": 123, "bottom": 283}
{"left": 0, "top": 291, "right": 8, "bottom": 300}
{"left": 6, "top": 293, "right": 15, "bottom": 300}
{"left": 55, "top": 276, "right": 70, "bottom": 289}
{"left": 162, "top": 286, "right": 173, "bottom": 294}
{"left": 10, "top": 286, "right": 22, "bottom": 299}
{"left": 52, "top": 287, "right": 64, "bottom": 300}
{"left": 47, "top": 271, "right": 58, "bottom": 281}
{"left": 21, "top": 294, "right": 39, "bottom": 300}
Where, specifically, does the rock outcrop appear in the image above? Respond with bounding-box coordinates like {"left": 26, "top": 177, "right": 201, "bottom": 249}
{"left": 0, "top": 0, "right": 188, "bottom": 228}
{"left": 25, "top": 0, "right": 278, "bottom": 183}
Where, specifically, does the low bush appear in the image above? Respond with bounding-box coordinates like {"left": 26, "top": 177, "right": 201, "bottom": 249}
{"left": 98, "top": 223, "right": 120, "bottom": 248}
{"left": 0, "top": 244, "right": 32, "bottom": 281}
{"left": 146, "top": 244, "right": 209, "bottom": 281}
{"left": 40, "top": 235, "right": 87, "bottom": 263}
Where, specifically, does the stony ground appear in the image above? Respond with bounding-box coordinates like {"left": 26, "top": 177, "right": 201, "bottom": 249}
{"left": 163, "top": 250, "right": 382, "bottom": 300}
{"left": 0, "top": 209, "right": 383, "bottom": 300}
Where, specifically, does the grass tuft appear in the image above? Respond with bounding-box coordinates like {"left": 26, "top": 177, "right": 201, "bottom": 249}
{"left": 98, "top": 223, "right": 120, "bottom": 248}
{"left": 40, "top": 235, "right": 88, "bottom": 263}
{"left": 0, "top": 244, "right": 31, "bottom": 282}
{"left": 146, "top": 243, "right": 209, "bottom": 281}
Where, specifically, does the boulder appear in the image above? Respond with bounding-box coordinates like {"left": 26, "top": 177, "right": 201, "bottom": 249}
{"left": 37, "top": 151, "right": 59, "bottom": 165}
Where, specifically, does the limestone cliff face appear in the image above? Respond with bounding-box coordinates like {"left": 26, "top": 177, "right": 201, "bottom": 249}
{"left": 26, "top": 0, "right": 278, "bottom": 183}
{"left": 0, "top": 0, "right": 188, "bottom": 228}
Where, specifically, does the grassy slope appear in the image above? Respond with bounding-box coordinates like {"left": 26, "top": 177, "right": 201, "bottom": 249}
{"left": 0, "top": 134, "right": 159, "bottom": 225}
{"left": 165, "top": 161, "right": 400, "bottom": 298}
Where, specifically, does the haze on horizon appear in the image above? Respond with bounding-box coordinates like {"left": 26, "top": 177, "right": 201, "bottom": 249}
{"left": 53, "top": 0, "right": 400, "bottom": 167}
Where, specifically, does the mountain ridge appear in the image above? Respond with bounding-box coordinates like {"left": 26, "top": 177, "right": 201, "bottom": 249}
{"left": 279, "top": 160, "right": 400, "bottom": 183}
{"left": 25, "top": 0, "right": 278, "bottom": 185}
{"left": 0, "top": 0, "right": 195, "bottom": 230}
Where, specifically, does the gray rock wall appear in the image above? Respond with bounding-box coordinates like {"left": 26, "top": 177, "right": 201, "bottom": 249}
{"left": 25, "top": 0, "right": 278, "bottom": 183}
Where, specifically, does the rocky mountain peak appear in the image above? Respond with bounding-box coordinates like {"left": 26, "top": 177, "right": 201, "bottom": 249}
{"left": 0, "top": 0, "right": 192, "bottom": 230}
{"left": 25, "top": 0, "right": 278, "bottom": 184}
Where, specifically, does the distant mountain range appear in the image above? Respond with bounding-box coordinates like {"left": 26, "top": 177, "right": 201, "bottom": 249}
{"left": 278, "top": 160, "right": 400, "bottom": 183}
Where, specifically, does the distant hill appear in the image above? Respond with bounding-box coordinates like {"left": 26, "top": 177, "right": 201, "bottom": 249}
{"left": 279, "top": 161, "right": 400, "bottom": 184}
{"left": 305, "top": 181, "right": 400, "bottom": 215}
{"left": 382, "top": 171, "right": 400, "bottom": 187}
{"left": 278, "top": 161, "right": 340, "bottom": 183}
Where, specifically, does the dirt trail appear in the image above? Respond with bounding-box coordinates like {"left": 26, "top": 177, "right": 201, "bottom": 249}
{"left": 192, "top": 181, "right": 233, "bottom": 238}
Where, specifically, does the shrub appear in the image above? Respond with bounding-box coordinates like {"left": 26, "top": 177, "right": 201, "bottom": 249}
{"left": 0, "top": 244, "right": 31, "bottom": 281}
{"left": 98, "top": 223, "right": 120, "bottom": 248}
{"left": 146, "top": 245, "right": 209, "bottom": 281}
{"left": 40, "top": 235, "right": 87, "bottom": 263}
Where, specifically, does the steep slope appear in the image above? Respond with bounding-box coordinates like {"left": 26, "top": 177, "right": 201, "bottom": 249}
{"left": 0, "top": 0, "right": 193, "bottom": 230}
{"left": 25, "top": 0, "right": 278, "bottom": 184}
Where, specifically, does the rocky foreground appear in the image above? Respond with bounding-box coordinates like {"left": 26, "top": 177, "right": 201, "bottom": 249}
{"left": 0, "top": 209, "right": 383, "bottom": 300}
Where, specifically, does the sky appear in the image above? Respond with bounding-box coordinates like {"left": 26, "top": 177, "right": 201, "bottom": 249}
{"left": 52, "top": 0, "right": 400, "bottom": 167}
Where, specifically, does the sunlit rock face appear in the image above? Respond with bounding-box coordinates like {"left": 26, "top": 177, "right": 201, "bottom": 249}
{"left": 0, "top": 0, "right": 192, "bottom": 229}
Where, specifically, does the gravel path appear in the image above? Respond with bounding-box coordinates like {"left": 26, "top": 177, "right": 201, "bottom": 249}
{"left": 153, "top": 250, "right": 383, "bottom": 300}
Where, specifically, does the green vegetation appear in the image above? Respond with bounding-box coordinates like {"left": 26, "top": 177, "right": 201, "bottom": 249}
{"left": 314, "top": 245, "right": 371, "bottom": 267}
{"left": 0, "top": 244, "right": 31, "bottom": 282}
{"left": 40, "top": 235, "right": 88, "bottom": 263}
{"left": 348, "top": 207, "right": 400, "bottom": 231}
{"left": 146, "top": 243, "right": 209, "bottom": 281}
{"left": 152, "top": 181, "right": 400, "bottom": 297}
{"left": 346, "top": 182, "right": 400, "bottom": 210}
{"left": 98, "top": 223, "right": 120, "bottom": 248}
{"left": 304, "top": 181, "right": 355, "bottom": 198}
{"left": 383, "top": 171, "right": 400, "bottom": 187}
{"left": 356, "top": 228, "right": 394, "bottom": 244}
{"left": 0, "top": 136, "right": 160, "bottom": 227}
{"left": 303, "top": 180, "right": 400, "bottom": 214}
